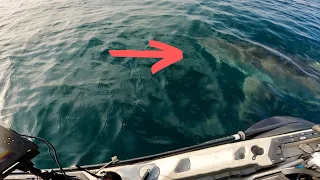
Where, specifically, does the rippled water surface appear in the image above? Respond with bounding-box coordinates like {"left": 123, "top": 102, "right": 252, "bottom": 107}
{"left": 0, "top": 0, "right": 319, "bottom": 168}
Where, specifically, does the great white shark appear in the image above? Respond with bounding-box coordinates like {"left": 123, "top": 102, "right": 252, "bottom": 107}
{"left": 197, "top": 36, "right": 320, "bottom": 104}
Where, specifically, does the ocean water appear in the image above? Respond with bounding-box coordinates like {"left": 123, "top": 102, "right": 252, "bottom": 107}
{"left": 0, "top": 0, "right": 319, "bottom": 168}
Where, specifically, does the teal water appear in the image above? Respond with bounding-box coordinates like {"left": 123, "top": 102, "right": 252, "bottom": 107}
{"left": 0, "top": 0, "right": 319, "bottom": 168}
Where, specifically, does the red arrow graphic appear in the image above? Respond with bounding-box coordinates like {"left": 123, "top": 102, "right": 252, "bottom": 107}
{"left": 109, "top": 40, "right": 183, "bottom": 74}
